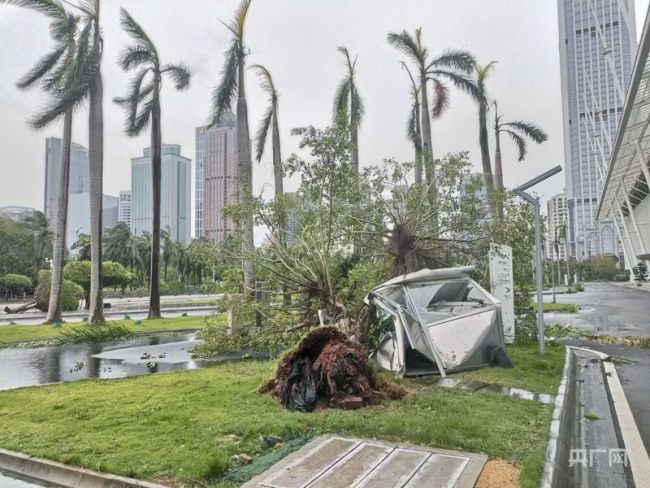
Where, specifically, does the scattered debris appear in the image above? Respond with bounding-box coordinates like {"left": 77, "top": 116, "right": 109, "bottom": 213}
{"left": 584, "top": 411, "right": 602, "bottom": 421}
{"left": 262, "top": 436, "right": 282, "bottom": 448}
{"left": 233, "top": 453, "right": 254, "bottom": 465}
{"left": 262, "top": 327, "right": 406, "bottom": 412}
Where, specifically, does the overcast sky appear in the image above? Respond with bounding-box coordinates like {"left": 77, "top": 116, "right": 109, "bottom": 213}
{"left": 1, "top": 0, "right": 649, "bottom": 229}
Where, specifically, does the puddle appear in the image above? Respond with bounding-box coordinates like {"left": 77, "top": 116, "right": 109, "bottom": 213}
{"left": 0, "top": 333, "right": 206, "bottom": 390}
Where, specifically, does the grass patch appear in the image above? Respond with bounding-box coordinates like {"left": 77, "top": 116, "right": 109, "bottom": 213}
{"left": 0, "top": 314, "right": 225, "bottom": 347}
{"left": 0, "top": 360, "right": 553, "bottom": 488}
{"left": 543, "top": 302, "right": 579, "bottom": 313}
{"left": 448, "top": 343, "right": 566, "bottom": 395}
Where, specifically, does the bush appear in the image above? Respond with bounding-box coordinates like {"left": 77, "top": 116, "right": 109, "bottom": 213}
{"left": 573, "top": 282, "right": 584, "bottom": 292}
{"left": 34, "top": 270, "right": 84, "bottom": 312}
{"left": 0, "top": 273, "right": 32, "bottom": 298}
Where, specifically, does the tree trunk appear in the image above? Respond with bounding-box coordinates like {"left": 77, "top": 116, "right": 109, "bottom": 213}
{"left": 350, "top": 85, "right": 359, "bottom": 174}
{"left": 237, "top": 57, "right": 256, "bottom": 290}
{"left": 272, "top": 109, "right": 283, "bottom": 196}
{"left": 46, "top": 109, "right": 73, "bottom": 323}
{"left": 479, "top": 99, "right": 496, "bottom": 222}
{"left": 414, "top": 102, "right": 422, "bottom": 185}
{"left": 88, "top": 44, "right": 105, "bottom": 324}
{"left": 148, "top": 81, "right": 162, "bottom": 319}
{"left": 419, "top": 69, "right": 437, "bottom": 234}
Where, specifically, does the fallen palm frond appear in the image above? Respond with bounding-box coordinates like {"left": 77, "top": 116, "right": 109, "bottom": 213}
{"left": 55, "top": 322, "right": 135, "bottom": 344}
{"left": 546, "top": 324, "right": 650, "bottom": 349}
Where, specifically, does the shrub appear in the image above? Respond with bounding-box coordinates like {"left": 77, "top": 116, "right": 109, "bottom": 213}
{"left": 34, "top": 270, "right": 84, "bottom": 312}
{"left": 0, "top": 273, "right": 32, "bottom": 298}
{"left": 573, "top": 282, "right": 584, "bottom": 292}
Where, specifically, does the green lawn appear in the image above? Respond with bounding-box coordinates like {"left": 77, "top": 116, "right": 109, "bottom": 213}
{"left": 543, "top": 302, "right": 579, "bottom": 313}
{"left": 0, "top": 358, "right": 557, "bottom": 488}
{"left": 448, "top": 343, "right": 566, "bottom": 395}
{"left": 0, "top": 315, "right": 224, "bottom": 347}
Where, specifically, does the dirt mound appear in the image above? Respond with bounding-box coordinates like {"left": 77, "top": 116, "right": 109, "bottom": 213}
{"left": 261, "top": 326, "right": 405, "bottom": 412}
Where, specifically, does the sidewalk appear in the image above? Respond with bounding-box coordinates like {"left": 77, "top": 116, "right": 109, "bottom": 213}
{"left": 609, "top": 281, "right": 650, "bottom": 293}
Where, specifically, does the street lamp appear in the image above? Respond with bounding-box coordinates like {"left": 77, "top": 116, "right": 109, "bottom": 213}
{"left": 513, "top": 165, "right": 563, "bottom": 355}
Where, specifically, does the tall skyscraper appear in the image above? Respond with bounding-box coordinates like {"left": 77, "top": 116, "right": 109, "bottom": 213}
{"left": 118, "top": 190, "right": 132, "bottom": 227}
{"left": 195, "top": 113, "right": 237, "bottom": 243}
{"left": 547, "top": 193, "right": 569, "bottom": 260}
{"left": 558, "top": 0, "right": 637, "bottom": 258}
{"left": 131, "top": 145, "right": 191, "bottom": 244}
{"left": 44, "top": 137, "right": 90, "bottom": 222}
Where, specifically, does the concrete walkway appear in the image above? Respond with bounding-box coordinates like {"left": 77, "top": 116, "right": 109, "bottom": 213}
{"left": 243, "top": 436, "right": 487, "bottom": 488}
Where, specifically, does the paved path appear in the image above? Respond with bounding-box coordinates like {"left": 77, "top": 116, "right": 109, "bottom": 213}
{"left": 243, "top": 436, "right": 486, "bottom": 488}
{"left": 547, "top": 282, "right": 650, "bottom": 336}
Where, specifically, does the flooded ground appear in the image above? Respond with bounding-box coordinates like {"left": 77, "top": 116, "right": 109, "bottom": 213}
{"left": 0, "top": 332, "right": 205, "bottom": 390}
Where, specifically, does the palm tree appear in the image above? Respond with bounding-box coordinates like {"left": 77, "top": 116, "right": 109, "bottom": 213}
{"left": 333, "top": 46, "right": 364, "bottom": 174}
{"left": 72, "top": 233, "right": 91, "bottom": 260}
{"left": 401, "top": 62, "right": 422, "bottom": 184}
{"left": 209, "top": 0, "right": 255, "bottom": 290}
{"left": 251, "top": 64, "right": 283, "bottom": 196}
{"left": 25, "top": 211, "right": 52, "bottom": 281}
{"left": 493, "top": 101, "right": 548, "bottom": 218}
{"left": 473, "top": 61, "right": 497, "bottom": 218}
{"left": 113, "top": 8, "right": 191, "bottom": 319}
{"left": 5, "top": 0, "right": 82, "bottom": 323}
{"left": 387, "top": 29, "right": 479, "bottom": 203}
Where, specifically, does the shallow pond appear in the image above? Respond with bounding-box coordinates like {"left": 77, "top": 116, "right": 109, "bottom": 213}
{"left": 0, "top": 332, "right": 207, "bottom": 390}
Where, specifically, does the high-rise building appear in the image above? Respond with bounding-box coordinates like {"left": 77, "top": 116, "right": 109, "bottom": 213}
{"left": 67, "top": 193, "right": 118, "bottom": 247}
{"left": 118, "top": 190, "right": 132, "bottom": 227}
{"left": 44, "top": 137, "right": 90, "bottom": 222}
{"left": 547, "top": 193, "right": 569, "bottom": 260}
{"left": 558, "top": 0, "right": 637, "bottom": 258}
{"left": 195, "top": 113, "right": 237, "bottom": 243}
{"left": 131, "top": 145, "right": 191, "bottom": 244}
{"left": 0, "top": 206, "right": 36, "bottom": 223}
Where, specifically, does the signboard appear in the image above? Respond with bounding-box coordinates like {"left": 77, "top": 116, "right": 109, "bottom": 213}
{"left": 489, "top": 243, "right": 515, "bottom": 344}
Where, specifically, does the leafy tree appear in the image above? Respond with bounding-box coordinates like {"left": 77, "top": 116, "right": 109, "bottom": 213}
{"left": 633, "top": 262, "right": 648, "bottom": 284}
{"left": 333, "top": 46, "right": 363, "bottom": 174}
{"left": 0, "top": 274, "right": 33, "bottom": 299}
{"left": 72, "top": 233, "right": 91, "bottom": 260}
{"left": 113, "top": 8, "right": 191, "bottom": 319}
{"left": 63, "top": 260, "right": 131, "bottom": 307}
{"left": 209, "top": 0, "right": 255, "bottom": 289}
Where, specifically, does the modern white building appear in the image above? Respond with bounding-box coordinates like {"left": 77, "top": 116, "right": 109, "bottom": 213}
{"left": 599, "top": 4, "right": 650, "bottom": 270}
{"left": 547, "top": 193, "right": 570, "bottom": 260}
{"left": 118, "top": 190, "right": 132, "bottom": 227}
{"left": 558, "top": 0, "right": 637, "bottom": 259}
{"left": 131, "top": 145, "right": 191, "bottom": 244}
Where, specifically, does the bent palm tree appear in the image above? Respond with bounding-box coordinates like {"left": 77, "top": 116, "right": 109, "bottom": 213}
{"left": 387, "top": 29, "right": 479, "bottom": 206}
{"left": 401, "top": 62, "right": 422, "bottom": 184}
{"left": 473, "top": 61, "right": 497, "bottom": 218}
{"left": 114, "top": 8, "right": 191, "bottom": 319}
{"left": 5, "top": 0, "right": 84, "bottom": 323}
{"left": 209, "top": 0, "right": 255, "bottom": 290}
{"left": 251, "top": 64, "right": 282, "bottom": 196}
{"left": 333, "top": 46, "right": 364, "bottom": 174}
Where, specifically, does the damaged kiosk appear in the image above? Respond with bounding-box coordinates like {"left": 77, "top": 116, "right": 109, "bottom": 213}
{"left": 366, "top": 266, "right": 512, "bottom": 377}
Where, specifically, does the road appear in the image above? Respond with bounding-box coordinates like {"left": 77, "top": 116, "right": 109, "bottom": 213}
{"left": 547, "top": 281, "right": 650, "bottom": 336}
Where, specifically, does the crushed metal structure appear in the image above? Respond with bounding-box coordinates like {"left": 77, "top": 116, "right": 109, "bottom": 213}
{"left": 366, "top": 266, "right": 510, "bottom": 377}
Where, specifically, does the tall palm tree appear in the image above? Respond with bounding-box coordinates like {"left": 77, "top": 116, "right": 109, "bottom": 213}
{"left": 25, "top": 211, "right": 52, "bottom": 282}
{"left": 387, "top": 29, "right": 479, "bottom": 203}
{"left": 113, "top": 8, "right": 191, "bottom": 319}
{"left": 209, "top": 0, "right": 255, "bottom": 290}
{"left": 473, "top": 61, "right": 497, "bottom": 218}
{"left": 401, "top": 62, "right": 422, "bottom": 184}
{"left": 493, "top": 101, "right": 548, "bottom": 217}
{"left": 5, "top": 0, "right": 82, "bottom": 323}
{"left": 333, "top": 46, "right": 364, "bottom": 174}
{"left": 251, "top": 64, "right": 283, "bottom": 196}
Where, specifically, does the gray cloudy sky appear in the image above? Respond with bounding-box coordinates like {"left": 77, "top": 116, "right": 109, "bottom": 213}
{"left": 1, "top": 0, "right": 649, "bottom": 227}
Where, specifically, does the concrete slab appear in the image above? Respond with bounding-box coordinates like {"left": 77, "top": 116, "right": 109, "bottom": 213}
{"left": 242, "top": 436, "right": 487, "bottom": 488}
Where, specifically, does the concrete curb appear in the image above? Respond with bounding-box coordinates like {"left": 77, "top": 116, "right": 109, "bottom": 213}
{"left": 0, "top": 448, "right": 167, "bottom": 488}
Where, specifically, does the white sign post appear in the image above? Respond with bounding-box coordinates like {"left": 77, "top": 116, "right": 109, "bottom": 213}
{"left": 489, "top": 243, "right": 515, "bottom": 344}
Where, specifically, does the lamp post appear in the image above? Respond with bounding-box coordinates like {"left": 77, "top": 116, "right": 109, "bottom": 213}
{"left": 513, "top": 165, "right": 563, "bottom": 355}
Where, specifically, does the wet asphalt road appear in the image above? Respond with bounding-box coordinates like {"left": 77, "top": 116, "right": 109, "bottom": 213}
{"left": 548, "top": 282, "right": 650, "bottom": 336}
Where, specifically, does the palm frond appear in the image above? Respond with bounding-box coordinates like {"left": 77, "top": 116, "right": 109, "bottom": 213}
{"left": 16, "top": 45, "right": 66, "bottom": 90}
{"left": 250, "top": 63, "right": 277, "bottom": 100}
{"left": 430, "top": 78, "right": 449, "bottom": 118}
{"left": 502, "top": 120, "right": 548, "bottom": 144}
{"left": 502, "top": 129, "right": 527, "bottom": 161}
{"left": 0, "top": 0, "right": 64, "bottom": 18}
{"left": 74, "top": 0, "right": 96, "bottom": 17}
{"left": 113, "top": 67, "right": 152, "bottom": 127}
{"left": 350, "top": 84, "right": 364, "bottom": 127}
{"left": 406, "top": 99, "right": 420, "bottom": 148}
{"left": 228, "top": 0, "right": 252, "bottom": 39}
{"left": 429, "top": 70, "right": 482, "bottom": 102}
{"left": 118, "top": 45, "right": 153, "bottom": 71}
{"left": 387, "top": 30, "right": 423, "bottom": 66}
{"left": 427, "top": 50, "right": 475, "bottom": 73}
{"left": 209, "top": 39, "right": 239, "bottom": 127}
{"left": 337, "top": 45, "right": 355, "bottom": 74}
{"left": 475, "top": 60, "right": 497, "bottom": 84}
{"left": 128, "top": 98, "right": 154, "bottom": 136}
{"left": 255, "top": 105, "right": 273, "bottom": 162}
{"left": 400, "top": 61, "right": 418, "bottom": 94}
{"left": 163, "top": 63, "right": 191, "bottom": 90}
{"left": 119, "top": 8, "right": 158, "bottom": 63}
{"left": 332, "top": 77, "right": 351, "bottom": 124}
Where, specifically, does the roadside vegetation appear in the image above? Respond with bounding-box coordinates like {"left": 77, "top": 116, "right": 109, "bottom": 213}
{"left": 543, "top": 302, "right": 579, "bottom": 314}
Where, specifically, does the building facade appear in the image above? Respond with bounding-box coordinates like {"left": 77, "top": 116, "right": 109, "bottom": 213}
{"left": 547, "top": 193, "right": 570, "bottom": 260}
{"left": 118, "top": 190, "right": 132, "bottom": 227}
{"left": 44, "top": 137, "right": 90, "bottom": 223}
{"left": 558, "top": 0, "right": 637, "bottom": 259}
{"left": 195, "top": 113, "right": 237, "bottom": 243}
{"left": 67, "top": 193, "right": 118, "bottom": 247}
{"left": 131, "top": 145, "right": 191, "bottom": 244}
{"left": 0, "top": 206, "right": 36, "bottom": 223}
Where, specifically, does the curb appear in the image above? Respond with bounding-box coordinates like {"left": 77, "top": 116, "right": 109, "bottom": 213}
{"left": 0, "top": 448, "right": 167, "bottom": 488}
